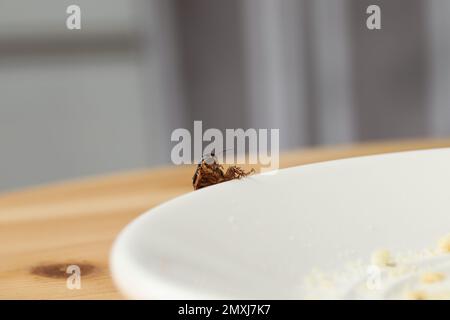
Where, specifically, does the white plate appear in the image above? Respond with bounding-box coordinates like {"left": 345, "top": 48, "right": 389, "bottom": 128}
{"left": 110, "top": 149, "right": 450, "bottom": 299}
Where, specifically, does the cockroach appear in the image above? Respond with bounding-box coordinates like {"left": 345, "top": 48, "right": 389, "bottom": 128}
{"left": 192, "top": 150, "right": 255, "bottom": 190}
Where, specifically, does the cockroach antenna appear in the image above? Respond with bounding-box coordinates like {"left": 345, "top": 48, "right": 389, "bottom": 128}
{"left": 199, "top": 148, "right": 233, "bottom": 162}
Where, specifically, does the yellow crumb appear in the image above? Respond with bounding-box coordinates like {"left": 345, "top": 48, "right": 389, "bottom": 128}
{"left": 420, "top": 272, "right": 445, "bottom": 284}
{"left": 371, "top": 249, "right": 395, "bottom": 267}
{"left": 437, "top": 234, "right": 450, "bottom": 253}
{"left": 406, "top": 290, "right": 428, "bottom": 300}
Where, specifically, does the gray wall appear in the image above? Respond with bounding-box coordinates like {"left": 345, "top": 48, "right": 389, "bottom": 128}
{"left": 0, "top": 0, "right": 182, "bottom": 191}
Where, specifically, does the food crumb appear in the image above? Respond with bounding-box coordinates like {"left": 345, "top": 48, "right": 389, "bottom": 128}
{"left": 406, "top": 290, "right": 428, "bottom": 300}
{"left": 420, "top": 272, "right": 445, "bottom": 284}
{"left": 437, "top": 234, "right": 450, "bottom": 253}
{"left": 302, "top": 233, "right": 450, "bottom": 299}
{"left": 371, "top": 249, "right": 395, "bottom": 267}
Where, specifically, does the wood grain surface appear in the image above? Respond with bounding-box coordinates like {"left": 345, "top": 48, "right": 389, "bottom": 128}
{"left": 1, "top": 139, "right": 450, "bottom": 299}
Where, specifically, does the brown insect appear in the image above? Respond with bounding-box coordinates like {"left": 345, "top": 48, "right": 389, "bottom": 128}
{"left": 192, "top": 151, "right": 255, "bottom": 190}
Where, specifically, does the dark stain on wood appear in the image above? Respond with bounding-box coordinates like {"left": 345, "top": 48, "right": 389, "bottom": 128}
{"left": 30, "top": 262, "right": 96, "bottom": 279}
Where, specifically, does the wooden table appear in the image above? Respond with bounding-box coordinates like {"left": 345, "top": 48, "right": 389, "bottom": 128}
{"left": 1, "top": 138, "right": 450, "bottom": 299}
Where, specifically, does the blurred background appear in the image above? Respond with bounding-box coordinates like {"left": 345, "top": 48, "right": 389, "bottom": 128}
{"left": 1, "top": 0, "right": 449, "bottom": 192}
